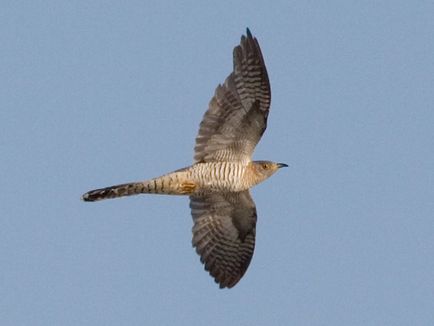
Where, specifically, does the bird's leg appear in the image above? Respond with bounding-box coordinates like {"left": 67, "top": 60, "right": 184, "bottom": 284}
{"left": 179, "top": 181, "right": 197, "bottom": 194}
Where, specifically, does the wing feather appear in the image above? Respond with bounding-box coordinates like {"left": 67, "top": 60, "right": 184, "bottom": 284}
{"left": 194, "top": 29, "right": 271, "bottom": 163}
{"left": 190, "top": 191, "right": 257, "bottom": 288}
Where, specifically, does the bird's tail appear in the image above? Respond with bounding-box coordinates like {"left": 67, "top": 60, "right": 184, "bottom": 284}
{"left": 81, "top": 181, "right": 151, "bottom": 202}
{"left": 81, "top": 168, "right": 195, "bottom": 202}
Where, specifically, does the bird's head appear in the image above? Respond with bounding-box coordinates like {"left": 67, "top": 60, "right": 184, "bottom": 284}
{"left": 252, "top": 160, "right": 288, "bottom": 182}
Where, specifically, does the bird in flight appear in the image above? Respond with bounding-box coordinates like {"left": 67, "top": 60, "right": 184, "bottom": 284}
{"left": 82, "top": 28, "right": 287, "bottom": 288}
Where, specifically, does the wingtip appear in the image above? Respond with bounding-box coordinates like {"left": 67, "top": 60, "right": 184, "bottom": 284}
{"left": 246, "top": 27, "right": 252, "bottom": 38}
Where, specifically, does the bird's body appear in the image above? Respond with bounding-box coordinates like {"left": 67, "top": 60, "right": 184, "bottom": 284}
{"left": 82, "top": 29, "right": 287, "bottom": 288}
{"left": 82, "top": 160, "right": 285, "bottom": 200}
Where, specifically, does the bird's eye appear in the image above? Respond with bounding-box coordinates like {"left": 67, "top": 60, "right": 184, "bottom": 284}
{"left": 262, "top": 163, "right": 269, "bottom": 169}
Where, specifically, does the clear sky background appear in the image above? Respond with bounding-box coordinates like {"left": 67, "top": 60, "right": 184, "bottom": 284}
{"left": 2, "top": 1, "right": 433, "bottom": 325}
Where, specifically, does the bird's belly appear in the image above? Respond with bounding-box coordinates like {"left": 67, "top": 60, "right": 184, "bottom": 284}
{"left": 201, "top": 178, "right": 245, "bottom": 192}
{"left": 190, "top": 162, "right": 249, "bottom": 193}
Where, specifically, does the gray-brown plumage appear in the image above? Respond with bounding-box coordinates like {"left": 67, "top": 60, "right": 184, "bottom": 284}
{"left": 82, "top": 29, "right": 287, "bottom": 288}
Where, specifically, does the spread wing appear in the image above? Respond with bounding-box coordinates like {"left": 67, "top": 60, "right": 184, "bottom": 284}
{"left": 194, "top": 29, "right": 271, "bottom": 163}
{"left": 190, "top": 191, "right": 257, "bottom": 288}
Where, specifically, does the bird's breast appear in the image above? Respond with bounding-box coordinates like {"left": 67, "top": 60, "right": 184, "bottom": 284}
{"left": 190, "top": 162, "right": 251, "bottom": 192}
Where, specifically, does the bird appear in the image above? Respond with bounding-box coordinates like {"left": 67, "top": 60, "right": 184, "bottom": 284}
{"left": 82, "top": 28, "right": 287, "bottom": 288}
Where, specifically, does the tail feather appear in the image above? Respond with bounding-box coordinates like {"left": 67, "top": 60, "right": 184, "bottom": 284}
{"left": 81, "top": 182, "right": 147, "bottom": 202}
{"left": 81, "top": 168, "right": 193, "bottom": 202}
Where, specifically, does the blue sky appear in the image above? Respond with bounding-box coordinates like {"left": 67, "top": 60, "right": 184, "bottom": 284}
{"left": 1, "top": 1, "right": 433, "bottom": 325}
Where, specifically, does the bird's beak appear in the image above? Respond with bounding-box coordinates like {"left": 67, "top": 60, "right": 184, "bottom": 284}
{"left": 277, "top": 163, "right": 288, "bottom": 168}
